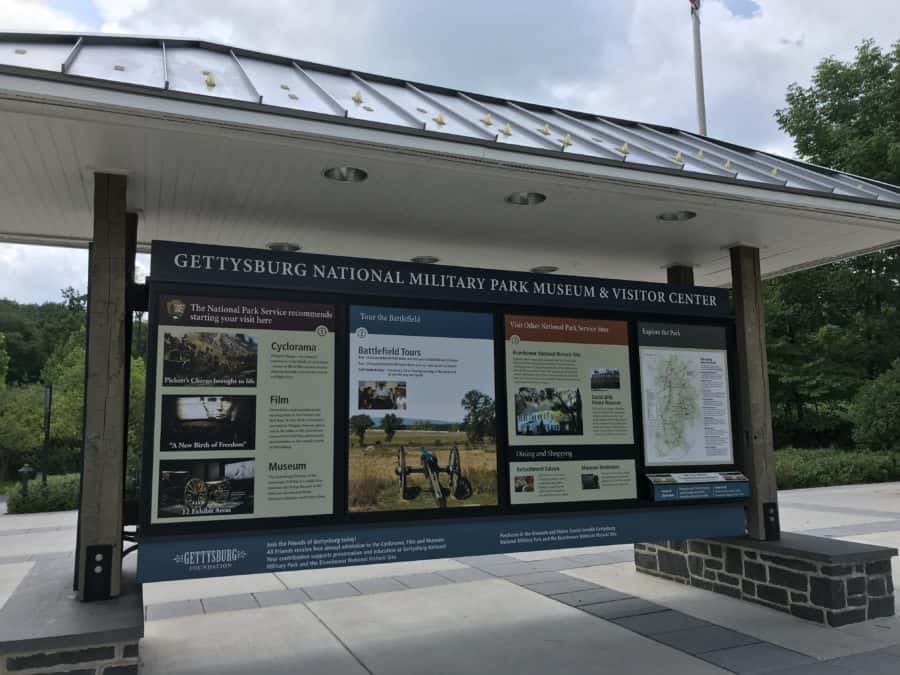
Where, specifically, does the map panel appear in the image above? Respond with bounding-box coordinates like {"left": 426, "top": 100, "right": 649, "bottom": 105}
{"left": 638, "top": 323, "right": 733, "bottom": 467}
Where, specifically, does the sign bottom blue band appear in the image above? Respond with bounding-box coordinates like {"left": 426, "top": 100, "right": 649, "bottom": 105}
{"left": 138, "top": 505, "right": 746, "bottom": 582}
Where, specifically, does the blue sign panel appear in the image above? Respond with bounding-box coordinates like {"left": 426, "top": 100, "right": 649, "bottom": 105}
{"left": 653, "top": 482, "right": 751, "bottom": 502}
{"left": 138, "top": 504, "right": 745, "bottom": 582}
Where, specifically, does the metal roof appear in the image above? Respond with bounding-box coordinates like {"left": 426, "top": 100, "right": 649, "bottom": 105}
{"left": 0, "top": 31, "right": 899, "bottom": 209}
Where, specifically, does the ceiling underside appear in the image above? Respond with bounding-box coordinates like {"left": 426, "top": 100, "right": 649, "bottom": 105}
{"left": 0, "top": 72, "right": 899, "bottom": 288}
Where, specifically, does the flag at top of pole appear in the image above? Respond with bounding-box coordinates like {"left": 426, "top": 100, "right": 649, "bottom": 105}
{"left": 690, "top": 0, "right": 708, "bottom": 135}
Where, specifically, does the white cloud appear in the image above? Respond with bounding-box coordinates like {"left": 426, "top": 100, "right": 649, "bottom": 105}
{"left": 0, "top": 0, "right": 87, "bottom": 31}
{"left": 0, "top": 245, "right": 151, "bottom": 304}
{"left": 0, "top": 244, "right": 88, "bottom": 303}
{"left": 2, "top": 0, "right": 898, "bottom": 301}
{"left": 97, "top": 0, "right": 377, "bottom": 63}
{"left": 93, "top": 0, "right": 150, "bottom": 30}
{"left": 543, "top": 0, "right": 900, "bottom": 156}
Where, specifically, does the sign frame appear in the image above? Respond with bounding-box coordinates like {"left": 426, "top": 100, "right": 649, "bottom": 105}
{"left": 139, "top": 241, "right": 747, "bottom": 574}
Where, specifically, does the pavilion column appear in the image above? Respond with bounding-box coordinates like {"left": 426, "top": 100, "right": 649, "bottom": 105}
{"left": 730, "top": 245, "right": 779, "bottom": 540}
{"left": 75, "top": 173, "right": 131, "bottom": 600}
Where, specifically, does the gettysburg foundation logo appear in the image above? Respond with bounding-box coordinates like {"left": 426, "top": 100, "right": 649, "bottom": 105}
{"left": 173, "top": 547, "right": 248, "bottom": 572}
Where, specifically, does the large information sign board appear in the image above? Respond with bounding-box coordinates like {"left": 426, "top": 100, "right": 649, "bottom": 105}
{"left": 638, "top": 323, "right": 734, "bottom": 467}
{"left": 504, "top": 316, "right": 637, "bottom": 505}
{"left": 139, "top": 241, "right": 746, "bottom": 582}
{"left": 505, "top": 316, "right": 633, "bottom": 446}
{"left": 347, "top": 306, "right": 497, "bottom": 512}
{"left": 151, "top": 294, "right": 336, "bottom": 523}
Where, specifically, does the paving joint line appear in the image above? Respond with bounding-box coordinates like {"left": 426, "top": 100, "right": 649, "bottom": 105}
{"left": 142, "top": 555, "right": 633, "bottom": 620}
{"left": 502, "top": 574, "right": 812, "bottom": 673}
{"left": 304, "top": 600, "right": 375, "bottom": 675}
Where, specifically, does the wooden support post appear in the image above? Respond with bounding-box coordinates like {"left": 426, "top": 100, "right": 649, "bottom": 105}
{"left": 76, "top": 174, "right": 130, "bottom": 600}
{"left": 666, "top": 265, "right": 695, "bottom": 287}
{"left": 730, "top": 246, "right": 778, "bottom": 540}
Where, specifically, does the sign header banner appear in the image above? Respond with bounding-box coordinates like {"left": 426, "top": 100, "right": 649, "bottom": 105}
{"left": 151, "top": 241, "right": 730, "bottom": 317}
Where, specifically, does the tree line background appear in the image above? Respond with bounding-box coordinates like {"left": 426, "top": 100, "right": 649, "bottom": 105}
{"left": 0, "top": 291, "right": 147, "bottom": 492}
{"left": 0, "top": 38, "right": 898, "bottom": 485}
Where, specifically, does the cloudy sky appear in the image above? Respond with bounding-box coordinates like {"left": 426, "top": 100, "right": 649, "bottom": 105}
{"left": 1, "top": 0, "right": 898, "bottom": 303}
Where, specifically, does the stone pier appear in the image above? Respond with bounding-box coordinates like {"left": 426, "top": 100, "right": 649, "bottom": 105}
{"left": 635, "top": 533, "right": 896, "bottom": 627}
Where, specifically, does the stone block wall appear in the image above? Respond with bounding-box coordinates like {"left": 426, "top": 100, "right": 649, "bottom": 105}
{"left": 635, "top": 539, "right": 895, "bottom": 627}
{"left": 1, "top": 641, "right": 138, "bottom": 674}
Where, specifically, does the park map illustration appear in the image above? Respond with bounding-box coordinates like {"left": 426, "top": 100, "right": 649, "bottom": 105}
{"left": 650, "top": 354, "right": 700, "bottom": 458}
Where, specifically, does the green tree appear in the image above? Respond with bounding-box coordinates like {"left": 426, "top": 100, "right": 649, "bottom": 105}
{"left": 380, "top": 413, "right": 402, "bottom": 442}
{"left": 35, "top": 326, "right": 146, "bottom": 489}
{"left": 460, "top": 390, "right": 495, "bottom": 444}
{"left": 850, "top": 359, "right": 900, "bottom": 451}
{"left": 765, "top": 38, "right": 900, "bottom": 448}
{"left": 0, "top": 384, "right": 43, "bottom": 480}
{"left": 776, "top": 39, "right": 900, "bottom": 185}
{"left": 42, "top": 327, "right": 88, "bottom": 444}
{"left": 0, "top": 287, "right": 86, "bottom": 384}
{"left": 0, "top": 287, "right": 145, "bottom": 484}
{"left": 0, "top": 304, "right": 42, "bottom": 384}
{"left": 0, "top": 333, "right": 8, "bottom": 390}
{"left": 349, "top": 414, "right": 374, "bottom": 445}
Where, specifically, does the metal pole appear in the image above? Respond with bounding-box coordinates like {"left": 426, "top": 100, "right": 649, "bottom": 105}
{"left": 42, "top": 384, "right": 52, "bottom": 485}
{"left": 691, "top": 4, "right": 708, "bottom": 136}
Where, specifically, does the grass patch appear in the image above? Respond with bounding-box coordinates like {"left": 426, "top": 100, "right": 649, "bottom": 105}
{"left": 5, "top": 473, "right": 80, "bottom": 513}
{"left": 776, "top": 448, "right": 900, "bottom": 490}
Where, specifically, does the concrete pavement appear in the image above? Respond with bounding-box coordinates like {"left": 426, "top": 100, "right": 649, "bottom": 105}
{"left": 2, "top": 482, "right": 900, "bottom": 673}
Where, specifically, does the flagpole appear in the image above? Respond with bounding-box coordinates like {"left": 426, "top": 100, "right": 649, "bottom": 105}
{"left": 691, "top": 1, "right": 708, "bottom": 136}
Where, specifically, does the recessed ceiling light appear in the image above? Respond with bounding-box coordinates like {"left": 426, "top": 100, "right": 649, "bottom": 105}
{"left": 323, "top": 166, "right": 368, "bottom": 183}
{"left": 530, "top": 265, "right": 558, "bottom": 274}
{"left": 657, "top": 210, "right": 696, "bottom": 222}
{"left": 506, "top": 191, "right": 546, "bottom": 206}
{"left": 267, "top": 242, "right": 301, "bottom": 252}
{"left": 410, "top": 256, "right": 439, "bottom": 264}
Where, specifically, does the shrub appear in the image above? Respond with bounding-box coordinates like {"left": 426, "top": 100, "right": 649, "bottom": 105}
{"left": 5, "top": 473, "right": 80, "bottom": 514}
{"left": 851, "top": 359, "right": 900, "bottom": 451}
{"left": 775, "top": 448, "right": 900, "bottom": 490}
